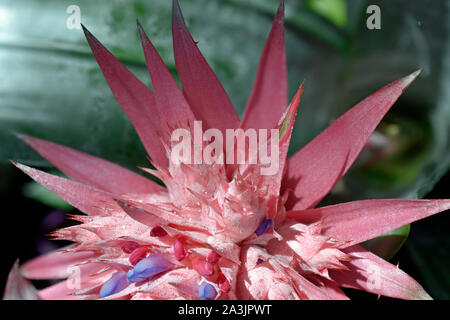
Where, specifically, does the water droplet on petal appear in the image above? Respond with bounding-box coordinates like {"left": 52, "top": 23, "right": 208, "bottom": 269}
{"left": 121, "top": 241, "right": 139, "bottom": 254}
{"left": 150, "top": 225, "right": 168, "bottom": 237}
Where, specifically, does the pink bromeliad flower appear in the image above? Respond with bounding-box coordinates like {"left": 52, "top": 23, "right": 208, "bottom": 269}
{"left": 4, "top": 0, "right": 449, "bottom": 300}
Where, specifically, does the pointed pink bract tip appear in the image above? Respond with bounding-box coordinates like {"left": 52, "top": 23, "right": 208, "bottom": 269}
{"left": 3, "top": 260, "right": 39, "bottom": 300}
{"left": 82, "top": 24, "right": 103, "bottom": 51}
{"left": 15, "top": 133, "right": 41, "bottom": 147}
{"left": 288, "top": 81, "right": 304, "bottom": 109}
{"left": 277, "top": 0, "right": 285, "bottom": 19}
{"left": 81, "top": 24, "right": 92, "bottom": 39}
{"left": 399, "top": 69, "right": 422, "bottom": 90}
{"left": 13, "top": 132, "right": 27, "bottom": 141}
{"left": 10, "top": 161, "right": 27, "bottom": 172}
{"left": 438, "top": 199, "right": 450, "bottom": 212}
{"left": 172, "top": 0, "right": 183, "bottom": 20}
{"left": 295, "top": 81, "right": 305, "bottom": 99}
{"left": 172, "top": 0, "right": 187, "bottom": 30}
{"left": 136, "top": 19, "right": 145, "bottom": 36}
{"left": 417, "top": 289, "right": 433, "bottom": 300}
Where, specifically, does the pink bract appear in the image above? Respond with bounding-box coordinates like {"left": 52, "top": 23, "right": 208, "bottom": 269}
{"left": 4, "top": 0, "right": 449, "bottom": 300}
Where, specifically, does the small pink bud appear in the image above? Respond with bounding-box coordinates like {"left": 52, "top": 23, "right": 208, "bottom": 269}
{"left": 150, "top": 225, "right": 168, "bottom": 237}
{"left": 206, "top": 251, "right": 221, "bottom": 264}
{"left": 121, "top": 241, "right": 139, "bottom": 254}
{"left": 192, "top": 257, "right": 214, "bottom": 277}
{"left": 173, "top": 238, "right": 186, "bottom": 261}
{"left": 129, "top": 247, "right": 149, "bottom": 265}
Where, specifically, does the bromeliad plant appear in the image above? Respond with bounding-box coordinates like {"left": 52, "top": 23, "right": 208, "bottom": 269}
{"left": 4, "top": 0, "right": 449, "bottom": 300}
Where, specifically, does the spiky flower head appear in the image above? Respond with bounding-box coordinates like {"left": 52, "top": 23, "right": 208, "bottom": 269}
{"left": 4, "top": 0, "right": 449, "bottom": 300}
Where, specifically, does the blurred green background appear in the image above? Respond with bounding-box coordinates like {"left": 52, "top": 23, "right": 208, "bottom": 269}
{"left": 0, "top": 0, "right": 449, "bottom": 298}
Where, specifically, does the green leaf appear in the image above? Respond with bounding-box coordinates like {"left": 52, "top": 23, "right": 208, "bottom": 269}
{"left": 360, "top": 224, "right": 410, "bottom": 261}
{"left": 306, "top": 0, "right": 347, "bottom": 28}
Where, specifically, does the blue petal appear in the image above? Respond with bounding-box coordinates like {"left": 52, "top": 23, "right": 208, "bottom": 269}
{"left": 126, "top": 254, "right": 173, "bottom": 283}
{"left": 198, "top": 283, "right": 217, "bottom": 300}
{"left": 255, "top": 218, "right": 274, "bottom": 236}
{"left": 100, "top": 271, "right": 129, "bottom": 298}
